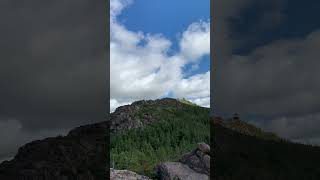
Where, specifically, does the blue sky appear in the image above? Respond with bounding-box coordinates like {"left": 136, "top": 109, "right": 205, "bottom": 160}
{"left": 110, "top": 0, "right": 210, "bottom": 111}
{"left": 118, "top": 0, "right": 210, "bottom": 37}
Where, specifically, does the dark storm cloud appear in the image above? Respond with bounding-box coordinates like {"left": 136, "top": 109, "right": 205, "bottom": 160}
{"left": 215, "top": 31, "right": 320, "bottom": 116}
{"left": 212, "top": 0, "right": 320, "bottom": 144}
{"left": 0, "top": 0, "right": 107, "bottom": 160}
{"left": 249, "top": 113, "right": 320, "bottom": 144}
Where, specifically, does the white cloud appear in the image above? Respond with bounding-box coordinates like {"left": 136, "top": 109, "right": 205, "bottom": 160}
{"left": 173, "top": 72, "right": 210, "bottom": 107}
{"left": 110, "top": 98, "right": 133, "bottom": 112}
{"left": 110, "top": 0, "right": 133, "bottom": 17}
{"left": 180, "top": 21, "right": 210, "bottom": 61}
{"left": 110, "top": 0, "right": 210, "bottom": 112}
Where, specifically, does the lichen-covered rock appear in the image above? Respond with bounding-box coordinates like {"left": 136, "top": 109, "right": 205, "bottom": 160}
{"left": 110, "top": 168, "right": 151, "bottom": 180}
{"left": 179, "top": 143, "right": 210, "bottom": 175}
{"left": 156, "top": 162, "right": 209, "bottom": 180}
{"left": 156, "top": 143, "right": 210, "bottom": 180}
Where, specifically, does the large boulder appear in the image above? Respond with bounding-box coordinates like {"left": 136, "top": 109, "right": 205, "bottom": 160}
{"left": 156, "top": 143, "right": 210, "bottom": 180}
{"left": 156, "top": 162, "right": 209, "bottom": 180}
{"left": 110, "top": 168, "right": 151, "bottom": 180}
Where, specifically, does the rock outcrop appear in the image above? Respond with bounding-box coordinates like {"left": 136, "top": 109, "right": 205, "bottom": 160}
{"left": 0, "top": 121, "right": 109, "bottom": 180}
{"left": 110, "top": 168, "right": 151, "bottom": 180}
{"left": 110, "top": 98, "right": 186, "bottom": 133}
{"left": 110, "top": 143, "right": 211, "bottom": 180}
{"left": 110, "top": 102, "right": 154, "bottom": 133}
{"left": 156, "top": 143, "right": 210, "bottom": 180}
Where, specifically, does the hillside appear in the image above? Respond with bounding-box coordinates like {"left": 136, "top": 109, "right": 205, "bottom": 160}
{"left": 0, "top": 121, "right": 109, "bottom": 180}
{"left": 110, "top": 98, "right": 210, "bottom": 178}
{"left": 0, "top": 98, "right": 210, "bottom": 179}
{"left": 213, "top": 116, "right": 280, "bottom": 141}
{"left": 212, "top": 117, "right": 320, "bottom": 180}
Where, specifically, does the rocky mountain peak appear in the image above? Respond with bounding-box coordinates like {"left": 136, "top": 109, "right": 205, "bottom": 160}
{"left": 110, "top": 98, "right": 189, "bottom": 133}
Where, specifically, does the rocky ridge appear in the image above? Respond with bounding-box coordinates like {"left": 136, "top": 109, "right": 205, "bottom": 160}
{"left": 212, "top": 116, "right": 320, "bottom": 179}
{"left": 110, "top": 98, "right": 188, "bottom": 133}
{"left": 212, "top": 116, "right": 280, "bottom": 141}
{"left": 0, "top": 121, "right": 109, "bottom": 180}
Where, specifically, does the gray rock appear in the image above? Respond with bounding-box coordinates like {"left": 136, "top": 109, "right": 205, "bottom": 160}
{"left": 179, "top": 143, "right": 210, "bottom": 175}
{"left": 157, "top": 143, "right": 211, "bottom": 180}
{"left": 203, "top": 155, "right": 210, "bottom": 170}
{"left": 197, "top": 143, "right": 210, "bottom": 154}
{"left": 110, "top": 98, "right": 187, "bottom": 133}
{"left": 156, "top": 162, "right": 209, "bottom": 180}
{"left": 110, "top": 168, "right": 151, "bottom": 180}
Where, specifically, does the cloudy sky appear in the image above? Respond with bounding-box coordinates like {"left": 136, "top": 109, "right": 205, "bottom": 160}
{"left": 212, "top": 0, "right": 320, "bottom": 145}
{"left": 110, "top": 0, "right": 210, "bottom": 112}
{"left": 0, "top": 0, "right": 106, "bottom": 162}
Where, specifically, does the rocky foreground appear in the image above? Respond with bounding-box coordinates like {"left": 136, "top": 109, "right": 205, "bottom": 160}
{"left": 110, "top": 169, "right": 151, "bottom": 180}
{"left": 111, "top": 143, "right": 211, "bottom": 180}
{"left": 156, "top": 142, "right": 210, "bottom": 180}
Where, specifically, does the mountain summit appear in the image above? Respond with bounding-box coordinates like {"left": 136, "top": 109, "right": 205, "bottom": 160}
{"left": 110, "top": 98, "right": 210, "bottom": 178}
{"left": 212, "top": 116, "right": 320, "bottom": 180}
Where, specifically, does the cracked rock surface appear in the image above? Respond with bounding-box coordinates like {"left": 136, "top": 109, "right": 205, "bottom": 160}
{"left": 110, "top": 168, "right": 151, "bottom": 180}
